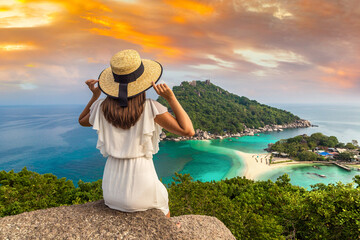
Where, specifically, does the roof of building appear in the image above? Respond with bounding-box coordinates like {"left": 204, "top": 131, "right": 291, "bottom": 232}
{"left": 319, "top": 152, "right": 332, "bottom": 156}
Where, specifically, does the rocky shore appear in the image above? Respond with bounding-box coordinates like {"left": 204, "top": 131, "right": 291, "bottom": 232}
{"left": 161, "top": 119, "right": 312, "bottom": 141}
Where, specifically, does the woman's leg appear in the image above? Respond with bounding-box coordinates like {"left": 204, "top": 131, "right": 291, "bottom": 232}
{"left": 166, "top": 210, "right": 170, "bottom": 218}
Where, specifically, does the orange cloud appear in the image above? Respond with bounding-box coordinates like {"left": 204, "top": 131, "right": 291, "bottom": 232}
{"left": 25, "top": 63, "right": 37, "bottom": 67}
{"left": 17, "top": 0, "right": 111, "bottom": 14}
{"left": 319, "top": 66, "right": 359, "bottom": 88}
{"left": 172, "top": 16, "right": 186, "bottom": 24}
{"left": 0, "top": 43, "right": 37, "bottom": 51}
{"left": 0, "top": 6, "right": 11, "bottom": 11}
{"left": 299, "top": 0, "right": 340, "bottom": 17}
{"left": 82, "top": 16, "right": 181, "bottom": 58}
{"left": 164, "top": 0, "right": 214, "bottom": 15}
{"left": 0, "top": 0, "right": 63, "bottom": 28}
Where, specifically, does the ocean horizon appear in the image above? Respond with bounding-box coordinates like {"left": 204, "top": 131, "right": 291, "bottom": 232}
{"left": 0, "top": 103, "right": 359, "bottom": 188}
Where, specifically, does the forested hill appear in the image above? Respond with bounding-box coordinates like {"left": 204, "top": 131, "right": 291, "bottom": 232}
{"left": 157, "top": 80, "right": 300, "bottom": 134}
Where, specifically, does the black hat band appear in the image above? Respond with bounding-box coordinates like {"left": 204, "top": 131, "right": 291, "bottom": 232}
{"left": 112, "top": 62, "right": 144, "bottom": 107}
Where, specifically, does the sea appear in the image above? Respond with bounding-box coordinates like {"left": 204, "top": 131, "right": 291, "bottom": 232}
{"left": 0, "top": 103, "right": 359, "bottom": 189}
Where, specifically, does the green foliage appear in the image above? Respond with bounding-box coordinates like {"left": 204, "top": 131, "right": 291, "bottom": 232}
{"left": 336, "top": 151, "right": 354, "bottom": 161}
{"left": 336, "top": 142, "right": 345, "bottom": 148}
{"left": 157, "top": 81, "right": 300, "bottom": 134}
{"left": 2, "top": 169, "right": 360, "bottom": 239}
{"left": 0, "top": 167, "right": 102, "bottom": 217}
{"left": 298, "top": 151, "right": 319, "bottom": 161}
{"left": 345, "top": 143, "right": 357, "bottom": 149}
{"left": 270, "top": 133, "right": 347, "bottom": 160}
{"left": 354, "top": 175, "right": 360, "bottom": 188}
{"left": 169, "top": 173, "right": 360, "bottom": 240}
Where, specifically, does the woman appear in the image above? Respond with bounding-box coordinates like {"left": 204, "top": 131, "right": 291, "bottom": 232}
{"left": 78, "top": 49, "right": 194, "bottom": 218}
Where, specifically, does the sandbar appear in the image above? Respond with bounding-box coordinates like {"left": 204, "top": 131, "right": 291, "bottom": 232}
{"left": 234, "top": 151, "right": 311, "bottom": 180}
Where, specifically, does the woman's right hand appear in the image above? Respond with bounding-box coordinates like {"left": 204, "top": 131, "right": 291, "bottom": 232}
{"left": 85, "top": 79, "right": 101, "bottom": 98}
{"left": 152, "top": 81, "right": 195, "bottom": 137}
{"left": 152, "top": 81, "right": 175, "bottom": 101}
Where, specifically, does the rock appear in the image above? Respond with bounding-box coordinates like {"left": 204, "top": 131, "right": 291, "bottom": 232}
{"left": 196, "top": 129, "right": 201, "bottom": 135}
{"left": 171, "top": 215, "right": 235, "bottom": 240}
{"left": 203, "top": 131, "right": 209, "bottom": 138}
{"left": 189, "top": 80, "right": 197, "bottom": 86}
{"left": 0, "top": 200, "right": 236, "bottom": 240}
{"left": 160, "top": 132, "right": 167, "bottom": 140}
{"left": 161, "top": 119, "right": 312, "bottom": 142}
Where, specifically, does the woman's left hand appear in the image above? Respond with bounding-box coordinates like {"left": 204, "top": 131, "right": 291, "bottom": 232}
{"left": 85, "top": 79, "right": 101, "bottom": 98}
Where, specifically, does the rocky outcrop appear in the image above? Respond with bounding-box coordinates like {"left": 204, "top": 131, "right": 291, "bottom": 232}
{"left": 0, "top": 200, "right": 235, "bottom": 240}
{"left": 162, "top": 119, "right": 312, "bottom": 141}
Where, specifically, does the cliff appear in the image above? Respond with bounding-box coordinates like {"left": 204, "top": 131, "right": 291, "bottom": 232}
{"left": 0, "top": 200, "right": 236, "bottom": 240}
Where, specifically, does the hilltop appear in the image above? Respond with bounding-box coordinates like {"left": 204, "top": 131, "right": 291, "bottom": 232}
{"left": 157, "top": 80, "right": 306, "bottom": 137}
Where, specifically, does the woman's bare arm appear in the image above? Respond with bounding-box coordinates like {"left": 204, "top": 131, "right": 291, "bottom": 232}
{"left": 78, "top": 79, "right": 101, "bottom": 127}
{"left": 152, "top": 82, "right": 195, "bottom": 137}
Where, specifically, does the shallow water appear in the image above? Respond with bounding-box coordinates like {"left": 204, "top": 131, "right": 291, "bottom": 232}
{"left": 257, "top": 163, "right": 360, "bottom": 190}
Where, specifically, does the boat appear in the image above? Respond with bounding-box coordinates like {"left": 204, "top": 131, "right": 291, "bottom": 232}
{"left": 307, "top": 172, "right": 326, "bottom": 178}
{"left": 312, "top": 165, "right": 321, "bottom": 169}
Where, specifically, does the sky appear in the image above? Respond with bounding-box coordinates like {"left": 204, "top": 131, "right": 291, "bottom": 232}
{"left": 0, "top": 0, "right": 359, "bottom": 105}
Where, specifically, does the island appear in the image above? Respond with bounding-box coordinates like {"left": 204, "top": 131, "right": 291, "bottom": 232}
{"left": 157, "top": 80, "right": 312, "bottom": 141}
{"left": 258, "top": 133, "right": 360, "bottom": 173}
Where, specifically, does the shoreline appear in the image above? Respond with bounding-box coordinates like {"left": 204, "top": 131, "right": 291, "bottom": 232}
{"left": 161, "top": 119, "right": 313, "bottom": 142}
{"left": 233, "top": 151, "right": 319, "bottom": 180}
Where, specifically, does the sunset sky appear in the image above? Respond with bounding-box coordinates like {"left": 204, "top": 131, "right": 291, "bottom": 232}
{"left": 1, "top": 0, "right": 359, "bottom": 105}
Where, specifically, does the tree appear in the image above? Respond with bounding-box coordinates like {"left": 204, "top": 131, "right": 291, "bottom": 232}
{"left": 345, "top": 143, "right": 357, "bottom": 150}
{"left": 336, "top": 152, "right": 353, "bottom": 161}
{"left": 298, "top": 151, "right": 318, "bottom": 161}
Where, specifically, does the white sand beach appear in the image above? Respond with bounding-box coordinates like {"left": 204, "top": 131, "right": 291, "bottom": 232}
{"left": 188, "top": 139, "right": 312, "bottom": 181}
{"left": 234, "top": 151, "right": 304, "bottom": 180}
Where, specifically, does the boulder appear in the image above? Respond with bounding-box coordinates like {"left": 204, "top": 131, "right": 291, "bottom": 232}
{"left": 0, "top": 200, "right": 235, "bottom": 240}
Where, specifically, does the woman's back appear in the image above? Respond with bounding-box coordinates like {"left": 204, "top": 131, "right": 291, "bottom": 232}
{"left": 89, "top": 98, "right": 168, "bottom": 159}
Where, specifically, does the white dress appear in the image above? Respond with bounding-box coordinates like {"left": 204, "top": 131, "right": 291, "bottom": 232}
{"left": 89, "top": 98, "right": 169, "bottom": 215}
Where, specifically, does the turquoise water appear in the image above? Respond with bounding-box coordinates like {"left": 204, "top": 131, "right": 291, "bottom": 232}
{"left": 0, "top": 104, "right": 359, "bottom": 188}
{"left": 258, "top": 164, "right": 360, "bottom": 190}
{"left": 153, "top": 140, "right": 233, "bottom": 185}
{"left": 210, "top": 135, "right": 276, "bottom": 153}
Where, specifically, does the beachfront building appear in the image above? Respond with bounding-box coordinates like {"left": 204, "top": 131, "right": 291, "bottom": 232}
{"left": 337, "top": 148, "right": 347, "bottom": 153}
{"left": 271, "top": 152, "right": 289, "bottom": 158}
{"left": 318, "top": 152, "right": 334, "bottom": 159}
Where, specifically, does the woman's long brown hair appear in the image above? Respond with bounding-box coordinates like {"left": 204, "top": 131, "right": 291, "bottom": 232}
{"left": 101, "top": 92, "right": 146, "bottom": 129}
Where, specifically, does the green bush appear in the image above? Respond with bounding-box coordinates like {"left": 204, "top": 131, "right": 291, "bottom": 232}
{"left": 0, "top": 167, "right": 102, "bottom": 217}
{"left": 1, "top": 168, "right": 360, "bottom": 239}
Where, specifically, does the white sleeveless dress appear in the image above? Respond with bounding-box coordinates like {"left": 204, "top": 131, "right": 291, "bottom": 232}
{"left": 89, "top": 98, "right": 169, "bottom": 215}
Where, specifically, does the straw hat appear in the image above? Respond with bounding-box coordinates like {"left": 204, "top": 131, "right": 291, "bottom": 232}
{"left": 98, "top": 49, "right": 163, "bottom": 107}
